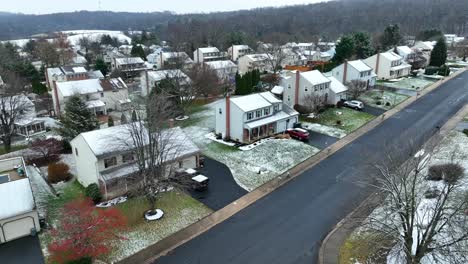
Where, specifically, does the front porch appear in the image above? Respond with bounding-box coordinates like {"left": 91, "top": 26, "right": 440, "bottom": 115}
{"left": 14, "top": 120, "right": 47, "bottom": 137}
{"left": 86, "top": 100, "right": 107, "bottom": 116}
{"left": 243, "top": 123, "right": 276, "bottom": 143}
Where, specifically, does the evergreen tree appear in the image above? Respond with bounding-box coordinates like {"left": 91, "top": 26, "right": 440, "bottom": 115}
{"left": 352, "top": 32, "right": 373, "bottom": 59}
{"left": 333, "top": 35, "right": 355, "bottom": 64}
{"left": 131, "top": 110, "right": 138, "bottom": 122}
{"left": 107, "top": 116, "right": 114, "bottom": 127}
{"left": 235, "top": 72, "right": 241, "bottom": 93}
{"left": 429, "top": 37, "right": 447, "bottom": 67}
{"left": 32, "top": 80, "right": 48, "bottom": 94}
{"left": 130, "top": 45, "right": 146, "bottom": 60}
{"left": 57, "top": 95, "right": 99, "bottom": 141}
{"left": 94, "top": 58, "right": 109, "bottom": 76}
{"left": 380, "top": 24, "right": 402, "bottom": 50}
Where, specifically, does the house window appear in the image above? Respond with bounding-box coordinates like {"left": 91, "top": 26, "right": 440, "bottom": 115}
{"left": 104, "top": 157, "right": 117, "bottom": 168}
{"left": 273, "top": 104, "right": 279, "bottom": 112}
{"left": 255, "top": 110, "right": 262, "bottom": 118}
{"left": 287, "top": 96, "right": 291, "bottom": 102}
{"left": 314, "top": 86, "right": 318, "bottom": 92}
{"left": 247, "top": 112, "right": 253, "bottom": 120}
{"left": 75, "top": 148, "right": 79, "bottom": 156}
{"left": 122, "top": 153, "right": 134, "bottom": 163}
{"left": 264, "top": 108, "right": 270, "bottom": 115}
{"left": 288, "top": 84, "right": 291, "bottom": 89}
{"left": 219, "top": 108, "right": 222, "bottom": 114}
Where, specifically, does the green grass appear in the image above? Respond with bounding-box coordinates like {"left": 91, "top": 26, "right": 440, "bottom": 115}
{"left": 463, "top": 115, "right": 468, "bottom": 122}
{"left": 107, "top": 191, "right": 212, "bottom": 262}
{"left": 339, "top": 232, "right": 394, "bottom": 264}
{"left": 0, "top": 145, "right": 28, "bottom": 155}
{"left": 359, "top": 90, "right": 410, "bottom": 110}
{"left": 314, "top": 108, "right": 375, "bottom": 133}
{"left": 176, "top": 104, "right": 211, "bottom": 128}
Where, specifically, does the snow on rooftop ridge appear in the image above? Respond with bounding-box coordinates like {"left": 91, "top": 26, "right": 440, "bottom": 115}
{"left": 198, "top": 47, "right": 220, "bottom": 53}
{"left": 229, "top": 92, "right": 281, "bottom": 112}
{"left": 115, "top": 57, "right": 144, "bottom": 65}
{"left": 301, "top": 70, "right": 330, "bottom": 85}
{"left": 204, "top": 60, "right": 237, "bottom": 70}
{"left": 348, "top": 60, "right": 372, "bottom": 72}
{"left": 328, "top": 76, "right": 348, "bottom": 94}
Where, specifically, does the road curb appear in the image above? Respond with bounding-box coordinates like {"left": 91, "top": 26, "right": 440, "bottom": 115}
{"left": 117, "top": 68, "right": 467, "bottom": 264}
{"left": 317, "top": 102, "right": 468, "bottom": 264}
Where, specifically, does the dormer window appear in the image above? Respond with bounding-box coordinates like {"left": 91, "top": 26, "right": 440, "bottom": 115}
{"left": 256, "top": 110, "right": 262, "bottom": 118}
{"left": 247, "top": 112, "right": 253, "bottom": 120}
{"left": 264, "top": 108, "right": 270, "bottom": 115}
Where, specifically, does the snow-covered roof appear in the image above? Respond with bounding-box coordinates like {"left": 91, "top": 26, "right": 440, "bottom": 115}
{"left": 381, "top": 52, "right": 402, "bottom": 61}
{"left": 328, "top": 76, "right": 348, "bottom": 94}
{"left": 56, "top": 78, "right": 127, "bottom": 97}
{"left": 396, "top": 46, "right": 413, "bottom": 55}
{"left": 72, "top": 66, "right": 87, "bottom": 73}
{"left": 348, "top": 60, "right": 372, "bottom": 72}
{"left": 146, "top": 69, "right": 191, "bottom": 84}
{"left": 300, "top": 70, "right": 330, "bottom": 85}
{"left": 230, "top": 92, "right": 281, "bottom": 112}
{"left": 271, "top": 85, "right": 284, "bottom": 95}
{"left": 192, "top": 175, "right": 209, "bottom": 183}
{"left": 231, "top": 45, "right": 250, "bottom": 50}
{"left": 198, "top": 47, "right": 220, "bottom": 53}
{"left": 72, "top": 56, "right": 88, "bottom": 65}
{"left": 75, "top": 124, "right": 199, "bottom": 160}
{"left": 245, "top": 109, "right": 298, "bottom": 129}
{"left": 86, "top": 100, "right": 105, "bottom": 108}
{"left": 391, "top": 63, "right": 411, "bottom": 71}
{"left": 204, "top": 60, "right": 237, "bottom": 70}
{"left": 0, "top": 178, "right": 35, "bottom": 219}
{"left": 115, "top": 57, "right": 145, "bottom": 65}
{"left": 243, "top": 53, "right": 269, "bottom": 62}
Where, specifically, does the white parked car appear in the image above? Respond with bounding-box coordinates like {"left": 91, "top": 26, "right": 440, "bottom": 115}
{"left": 344, "top": 100, "right": 364, "bottom": 110}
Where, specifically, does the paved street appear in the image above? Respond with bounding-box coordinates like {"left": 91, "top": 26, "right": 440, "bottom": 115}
{"left": 153, "top": 72, "right": 467, "bottom": 264}
{"left": 189, "top": 158, "right": 247, "bottom": 210}
{"left": 0, "top": 236, "right": 44, "bottom": 264}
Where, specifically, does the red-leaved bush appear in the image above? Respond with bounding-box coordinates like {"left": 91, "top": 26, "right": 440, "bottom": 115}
{"left": 48, "top": 197, "right": 127, "bottom": 264}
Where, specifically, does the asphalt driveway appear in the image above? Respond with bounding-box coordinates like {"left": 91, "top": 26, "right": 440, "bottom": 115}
{"left": 189, "top": 157, "right": 247, "bottom": 210}
{"left": 362, "top": 105, "right": 386, "bottom": 116}
{"left": 306, "top": 131, "right": 339, "bottom": 149}
{"left": 155, "top": 72, "right": 468, "bottom": 264}
{"left": 0, "top": 236, "right": 44, "bottom": 264}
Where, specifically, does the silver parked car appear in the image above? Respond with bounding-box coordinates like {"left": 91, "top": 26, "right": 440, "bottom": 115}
{"left": 344, "top": 100, "right": 364, "bottom": 110}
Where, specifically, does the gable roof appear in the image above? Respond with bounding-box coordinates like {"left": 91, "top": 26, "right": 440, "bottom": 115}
{"left": 146, "top": 69, "right": 191, "bottom": 84}
{"left": 380, "top": 52, "right": 402, "bottom": 61}
{"left": 243, "top": 53, "right": 269, "bottom": 62}
{"left": 198, "top": 47, "right": 220, "bottom": 53}
{"left": 327, "top": 76, "right": 348, "bottom": 94}
{"left": 300, "top": 70, "right": 330, "bottom": 85}
{"left": 204, "top": 60, "right": 237, "bottom": 70}
{"left": 56, "top": 78, "right": 127, "bottom": 97}
{"left": 396, "top": 46, "right": 413, "bottom": 55}
{"left": 75, "top": 124, "right": 199, "bottom": 159}
{"left": 230, "top": 92, "right": 281, "bottom": 112}
{"left": 115, "top": 57, "right": 145, "bottom": 65}
{"left": 348, "top": 60, "right": 372, "bottom": 72}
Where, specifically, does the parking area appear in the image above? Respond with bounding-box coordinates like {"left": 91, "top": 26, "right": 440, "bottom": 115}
{"left": 305, "top": 131, "right": 339, "bottom": 149}
{"left": 189, "top": 157, "right": 247, "bottom": 210}
{"left": 362, "top": 105, "right": 386, "bottom": 116}
{"left": 0, "top": 236, "right": 44, "bottom": 264}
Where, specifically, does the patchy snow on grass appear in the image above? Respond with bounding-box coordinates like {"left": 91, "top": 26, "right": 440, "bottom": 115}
{"left": 359, "top": 90, "right": 409, "bottom": 110}
{"left": 380, "top": 77, "right": 435, "bottom": 91}
{"left": 313, "top": 108, "right": 375, "bottom": 134}
{"left": 205, "top": 132, "right": 236, "bottom": 147}
{"left": 106, "top": 191, "right": 212, "bottom": 262}
{"left": 203, "top": 139, "right": 319, "bottom": 191}
{"left": 301, "top": 122, "right": 347, "bottom": 138}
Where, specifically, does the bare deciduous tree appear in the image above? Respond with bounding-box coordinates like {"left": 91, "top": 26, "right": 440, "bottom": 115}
{"left": 362, "top": 145, "right": 468, "bottom": 264}
{"left": 0, "top": 70, "right": 32, "bottom": 152}
{"left": 302, "top": 93, "right": 326, "bottom": 113}
{"left": 124, "top": 93, "right": 192, "bottom": 212}
{"left": 347, "top": 79, "right": 368, "bottom": 99}
{"left": 263, "top": 44, "right": 287, "bottom": 75}
{"left": 187, "top": 63, "right": 222, "bottom": 99}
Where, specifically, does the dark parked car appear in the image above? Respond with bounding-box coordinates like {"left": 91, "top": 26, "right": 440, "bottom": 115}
{"left": 286, "top": 128, "right": 310, "bottom": 141}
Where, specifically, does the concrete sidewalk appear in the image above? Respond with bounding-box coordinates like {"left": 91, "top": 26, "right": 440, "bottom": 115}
{"left": 318, "top": 103, "right": 468, "bottom": 264}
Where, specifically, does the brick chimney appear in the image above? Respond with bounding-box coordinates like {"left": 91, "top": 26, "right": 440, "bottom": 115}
{"left": 375, "top": 53, "right": 380, "bottom": 75}
{"left": 145, "top": 70, "right": 150, "bottom": 95}
{"left": 53, "top": 81, "right": 61, "bottom": 116}
{"left": 343, "top": 60, "right": 348, "bottom": 84}
{"left": 225, "top": 95, "right": 231, "bottom": 139}
{"left": 295, "top": 71, "right": 300, "bottom": 105}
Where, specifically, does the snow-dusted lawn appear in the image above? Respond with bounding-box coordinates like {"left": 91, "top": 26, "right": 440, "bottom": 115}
{"left": 379, "top": 77, "right": 435, "bottom": 91}
{"left": 342, "top": 130, "right": 468, "bottom": 264}
{"left": 312, "top": 108, "right": 375, "bottom": 134}
{"left": 106, "top": 191, "right": 212, "bottom": 262}
{"left": 301, "top": 122, "right": 347, "bottom": 139}
{"left": 359, "top": 90, "right": 410, "bottom": 110}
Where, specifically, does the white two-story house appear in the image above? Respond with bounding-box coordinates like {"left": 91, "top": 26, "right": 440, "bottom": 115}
{"left": 330, "top": 59, "right": 376, "bottom": 88}
{"left": 45, "top": 66, "right": 104, "bottom": 90}
{"left": 70, "top": 125, "right": 200, "bottom": 199}
{"left": 227, "top": 45, "right": 254, "bottom": 62}
{"left": 237, "top": 54, "right": 272, "bottom": 75}
{"left": 204, "top": 60, "right": 238, "bottom": 81}
{"left": 364, "top": 52, "right": 411, "bottom": 80}
{"left": 111, "top": 57, "right": 147, "bottom": 77}
{"left": 194, "top": 47, "right": 226, "bottom": 63}
{"left": 52, "top": 78, "right": 129, "bottom": 116}
{"left": 281, "top": 70, "right": 332, "bottom": 108}
{"left": 215, "top": 92, "right": 298, "bottom": 143}
{"left": 155, "top": 52, "right": 194, "bottom": 69}
{"left": 140, "top": 69, "right": 192, "bottom": 97}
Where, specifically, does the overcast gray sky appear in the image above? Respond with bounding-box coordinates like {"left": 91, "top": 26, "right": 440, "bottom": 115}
{"left": 2, "top": 0, "right": 327, "bottom": 14}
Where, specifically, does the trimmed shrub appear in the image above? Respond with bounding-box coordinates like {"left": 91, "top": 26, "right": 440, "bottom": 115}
{"left": 424, "top": 66, "right": 439, "bottom": 75}
{"left": 376, "top": 101, "right": 382, "bottom": 105}
{"left": 293, "top": 104, "right": 309, "bottom": 115}
{"left": 48, "top": 162, "right": 71, "bottom": 184}
{"left": 336, "top": 100, "right": 345, "bottom": 108}
{"left": 85, "top": 183, "right": 102, "bottom": 204}
{"left": 385, "top": 102, "right": 391, "bottom": 107}
{"left": 428, "top": 163, "right": 464, "bottom": 183}
{"left": 66, "top": 257, "right": 93, "bottom": 264}
{"left": 336, "top": 120, "right": 342, "bottom": 126}
{"left": 463, "top": 129, "right": 468, "bottom": 137}
{"left": 438, "top": 65, "right": 450, "bottom": 76}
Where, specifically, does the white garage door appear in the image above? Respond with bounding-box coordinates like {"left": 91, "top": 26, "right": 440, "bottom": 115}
{"left": 3, "top": 217, "right": 35, "bottom": 242}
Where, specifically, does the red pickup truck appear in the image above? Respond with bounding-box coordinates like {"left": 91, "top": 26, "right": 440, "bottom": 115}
{"left": 286, "top": 128, "right": 310, "bottom": 141}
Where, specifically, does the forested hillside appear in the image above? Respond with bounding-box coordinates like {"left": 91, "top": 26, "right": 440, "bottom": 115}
{"left": 0, "top": 0, "right": 466, "bottom": 44}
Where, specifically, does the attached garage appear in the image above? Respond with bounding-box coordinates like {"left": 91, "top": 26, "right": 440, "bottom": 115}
{"left": 0, "top": 160, "right": 40, "bottom": 244}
